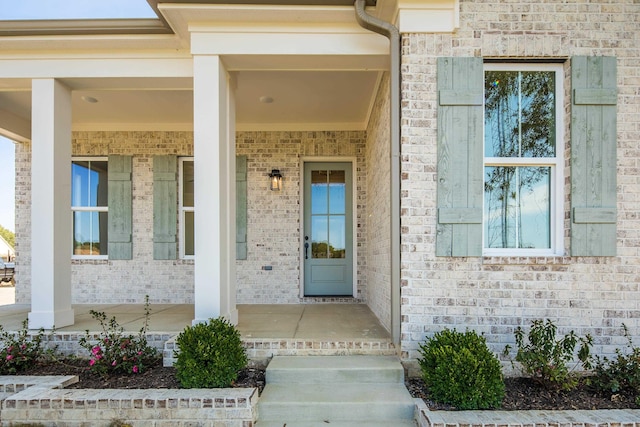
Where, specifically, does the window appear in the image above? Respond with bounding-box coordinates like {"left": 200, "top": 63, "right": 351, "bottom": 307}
{"left": 437, "top": 56, "right": 615, "bottom": 257}
{"left": 71, "top": 158, "right": 108, "bottom": 257}
{"left": 180, "top": 158, "right": 194, "bottom": 258}
{"left": 483, "top": 64, "right": 563, "bottom": 255}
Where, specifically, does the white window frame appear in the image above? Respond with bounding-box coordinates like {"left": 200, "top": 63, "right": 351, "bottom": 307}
{"left": 483, "top": 63, "right": 564, "bottom": 257}
{"left": 179, "top": 157, "right": 194, "bottom": 260}
{"left": 71, "top": 156, "right": 109, "bottom": 260}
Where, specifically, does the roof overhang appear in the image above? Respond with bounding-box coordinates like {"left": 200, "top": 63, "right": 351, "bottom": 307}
{"left": 0, "top": 0, "right": 378, "bottom": 37}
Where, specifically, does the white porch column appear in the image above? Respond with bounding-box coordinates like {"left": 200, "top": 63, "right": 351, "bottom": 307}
{"left": 28, "top": 79, "right": 74, "bottom": 329}
{"left": 193, "top": 55, "right": 238, "bottom": 325}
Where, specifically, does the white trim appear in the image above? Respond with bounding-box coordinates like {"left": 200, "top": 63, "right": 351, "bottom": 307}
{"left": 482, "top": 63, "right": 564, "bottom": 257}
{"left": 299, "top": 156, "right": 358, "bottom": 299}
{"left": 73, "top": 123, "right": 193, "bottom": 132}
{"left": 179, "top": 157, "right": 195, "bottom": 260}
{"left": 236, "top": 122, "right": 367, "bottom": 132}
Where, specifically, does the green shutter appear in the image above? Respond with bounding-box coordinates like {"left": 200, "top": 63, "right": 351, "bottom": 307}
{"left": 436, "top": 57, "right": 484, "bottom": 257}
{"left": 236, "top": 155, "right": 248, "bottom": 260}
{"left": 108, "top": 155, "right": 132, "bottom": 260}
{"left": 153, "top": 155, "right": 177, "bottom": 260}
{"left": 571, "top": 56, "right": 617, "bottom": 256}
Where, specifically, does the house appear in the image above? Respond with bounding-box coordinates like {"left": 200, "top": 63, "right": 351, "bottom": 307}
{"left": 0, "top": 0, "right": 637, "bottom": 365}
{"left": 0, "top": 234, "right": 13, "bottom": 263}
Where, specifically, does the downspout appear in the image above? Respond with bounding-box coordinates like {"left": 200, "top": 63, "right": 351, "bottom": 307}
{"left": 354, "top": 0, "right": 401, "bottom": 346}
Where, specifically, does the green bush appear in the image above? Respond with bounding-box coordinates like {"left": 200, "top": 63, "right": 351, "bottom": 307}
{"left": 78, "top": 296, "right": 158, "bottom": 377}
{"left": 0, "top": 319, "right": 54, "bottom": 374}
{"left": 589, "top": 324, "right": 640, "bottom": 397}
{"left": 174, "top": 317, "right": 247, "bottom": 388}
{"left": 504, "top": 319, "right": 592, "bottom": 391}
{"left": 418, "top": 328, "right": 505, "bottom": 409}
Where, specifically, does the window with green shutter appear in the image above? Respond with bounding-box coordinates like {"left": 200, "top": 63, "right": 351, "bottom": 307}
{"left": 176, "top": 156, "right": 248, "bottom": 260}
{"left": 436, "top": 56, "right": 616, "bottom": 257}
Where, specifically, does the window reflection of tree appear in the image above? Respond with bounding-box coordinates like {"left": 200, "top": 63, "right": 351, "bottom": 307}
{"left": 484, "top": 71, "right": 554, "bottom": 249}
{"left": 312, "top": 242, "right": 345, "bottom": 259}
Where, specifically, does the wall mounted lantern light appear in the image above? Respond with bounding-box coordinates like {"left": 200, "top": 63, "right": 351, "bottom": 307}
{"left": 269, "top": 169, "right": 283, "bottom": 191}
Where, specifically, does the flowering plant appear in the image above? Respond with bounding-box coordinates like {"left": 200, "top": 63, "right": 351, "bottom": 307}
{"left": 0, "top": 319, "right": 51, "bottom": 374}
{"left": 79, "top": 296, "right": 158, "bottom": 377}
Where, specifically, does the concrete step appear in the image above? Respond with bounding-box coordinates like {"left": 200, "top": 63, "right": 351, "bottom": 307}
{"left": 258, "top": 383, "right": 415, "bottom": 421}
{"left": 265, "top": 355, "right": 405, "bottom": 384}
{"left": 256, "top": 421, "right": 417, "bottom": 427}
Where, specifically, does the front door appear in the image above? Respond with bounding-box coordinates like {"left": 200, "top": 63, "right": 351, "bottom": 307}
{"left": 303, "top": 162, "right": 354, "bottom": 296}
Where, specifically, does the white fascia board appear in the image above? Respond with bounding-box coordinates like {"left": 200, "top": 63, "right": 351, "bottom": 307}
{"left": 222, "top": 53, "right": 389, "bottom": 71}
{"left": 191, "top": 31, "right": 388, "bottom": 57}
{"left": 236, "top": 121, "right": 366, "bottom": 132}
{"left": 72, "top": 122, "right": 193, "bottom": 132}
{"left": 0, "top": 58, "right": 193, "bottom": 79}
{"left": 396, "top": 0, "right": 459, "bottom": 33}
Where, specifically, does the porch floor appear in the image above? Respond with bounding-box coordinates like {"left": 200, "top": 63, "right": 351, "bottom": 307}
{"left": 0, "top": 303, "right": 390, "bottom": 341}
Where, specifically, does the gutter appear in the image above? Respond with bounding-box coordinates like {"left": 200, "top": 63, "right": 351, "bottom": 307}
{"left": 354, "top": 0, "right": 401, "bottom": 346}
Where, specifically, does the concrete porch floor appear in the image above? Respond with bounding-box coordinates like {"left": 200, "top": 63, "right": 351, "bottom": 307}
{"left": 0, "top": 302, "right": 391, "bottom": 341}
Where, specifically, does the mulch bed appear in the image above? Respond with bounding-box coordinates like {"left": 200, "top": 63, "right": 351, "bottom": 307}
{"left": 406, "top": 376, "right": 639, "bottom": 411}
{"left": 10, "top": 358, "right": 639, "bottom": 411}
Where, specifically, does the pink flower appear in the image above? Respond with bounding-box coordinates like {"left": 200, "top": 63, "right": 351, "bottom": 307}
{"left": 91, "top": 346, "right": 101, "bottom": 355}
{"left": 132, "top": 365, "right": 139, "bottom": 374}
{"left": 7, "top": 346, "right": 12, "bottom": 353}
{"left": 89, "top": 359, "right": 96, "bottom": 366}
{"left": 137, "top": 351, "right": 142, "bottom": 356}
{"left": 112, "top": 360, "right": 117, "bottom": 366}
{"left": 6, "top": 355, "right": 13, "bottom": 361}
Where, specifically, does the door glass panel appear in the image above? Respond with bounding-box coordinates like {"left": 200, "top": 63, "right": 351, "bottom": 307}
{"left": 328, "top": 171, "right": 345, "bottom": 214}
{"left": 310, "top": 168, "right": 347, "bottom": 259}
{"left": 328, "top": 216, "right": 346, "bottom": 258}
{"left": 311, "top": 216, "right": 328, "bottom": 258}
{"left": 311, "top": 170, "right": 328, "bottom": 214}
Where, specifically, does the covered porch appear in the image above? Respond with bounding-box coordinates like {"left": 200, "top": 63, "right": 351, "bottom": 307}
{"left": 0, "top": 302, "right": 395, "bottom": 362}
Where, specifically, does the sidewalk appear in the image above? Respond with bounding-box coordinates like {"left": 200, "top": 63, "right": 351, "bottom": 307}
{"left": 0, "top": 286, "right": 14, "bottom": 306}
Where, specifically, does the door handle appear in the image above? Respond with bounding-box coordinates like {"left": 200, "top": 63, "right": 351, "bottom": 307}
{"left": 304, "top": 236, "right": 309, "bottom": 259}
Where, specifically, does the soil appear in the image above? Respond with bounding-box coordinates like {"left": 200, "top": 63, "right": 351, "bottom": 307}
{"left": 14, "top": 358, "right": 639, "bottom": 411}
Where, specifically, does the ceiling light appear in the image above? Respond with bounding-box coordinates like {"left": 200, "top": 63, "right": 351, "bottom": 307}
{"left": 81, "top": 96, "right": 99, "bottom": 104}
{"left": 259, "top": 96, "right": 274, "bottom": 104}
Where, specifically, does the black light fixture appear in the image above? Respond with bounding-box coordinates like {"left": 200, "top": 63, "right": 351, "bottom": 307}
{"left": 269, "top": 169, "right": 283, "bottom": 191}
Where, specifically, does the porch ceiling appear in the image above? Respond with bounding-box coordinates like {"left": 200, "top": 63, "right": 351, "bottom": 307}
{"left": 0, "top": 1, "right": 387, "bottom": 135}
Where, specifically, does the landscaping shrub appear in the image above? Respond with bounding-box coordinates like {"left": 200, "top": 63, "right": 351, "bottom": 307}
{"left": 504, "top": 319, "right": 592, "bottom": 391}
{"left": 0, "top": 319, "right": 53, "bottom": 374}
{"left": 418, "top": 328, "right": 505, "bottom": 409}
{"left": 78, "top": 296, "right": 158, "bottom": 377}
{"left": 588, "top": 324, "right": 640, "bottom": 400}
{"left": 174, "top": 317, "right": 247, "bottom": 388}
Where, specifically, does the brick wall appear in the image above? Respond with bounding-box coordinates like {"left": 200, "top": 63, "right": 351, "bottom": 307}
{"left": 236, "top": 131, "right": 367, "bottom": 304}
{"left": 400, "top": 0, "right": 640, "bottom": 362}
{"left": 15, "top": 130, "right": 369, "bottom": 305}
{"left": 365, "top": 73, "right": 392, "bottom": 332}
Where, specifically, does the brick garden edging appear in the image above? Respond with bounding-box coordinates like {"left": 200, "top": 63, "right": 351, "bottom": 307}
{"left": 414, "top": 399, "right": 640, "bottom": 427}
{"left": 0, "top": 376, "right": 258, "bottom": 426}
